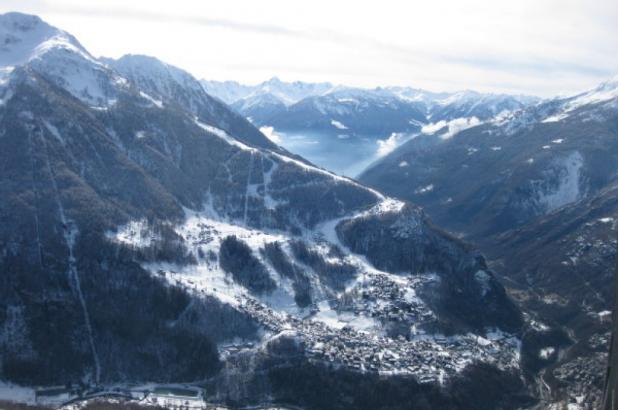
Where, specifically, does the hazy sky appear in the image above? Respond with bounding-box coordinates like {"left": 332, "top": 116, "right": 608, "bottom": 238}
{"left": 3, "top": 0, "right": 618, "bottom": 97}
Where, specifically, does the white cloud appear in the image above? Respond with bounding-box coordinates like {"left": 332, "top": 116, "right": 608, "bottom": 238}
{"left": 376, "top": 133, "right": 405, "bottom": 157}
{"left": 7, "top": 0, "right": 618, "bottom": 96}
{"left": 422, "top": 117, "right": 481, "bottom": 140}
{"left": 421, "top": 121, "right": 448, "bottom": 135}
{"left": 259, "top": 126, "right": 282, "bottom": 144}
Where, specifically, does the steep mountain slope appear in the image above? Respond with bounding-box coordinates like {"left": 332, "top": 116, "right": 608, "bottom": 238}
{"left": 360, "top": 77, "right": 618, "bottom": 238}
{"left": 0, "top": 12, "right": 528, "bottom": 409}
{"left": 427, "top": 90, "right": 540, "bottom": 122}
{"left": 603, "top": 268, "right": 617, "bottom": 410}
{"left": 103, "top": 55, "right": 280, "bottom": 151}
{"left": 489, "top": 180, "right": 618, "bottom": 407}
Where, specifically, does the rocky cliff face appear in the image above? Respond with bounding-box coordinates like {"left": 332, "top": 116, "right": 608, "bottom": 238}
{"left": 336, "top": 204, "right": 521, "bottom": 333}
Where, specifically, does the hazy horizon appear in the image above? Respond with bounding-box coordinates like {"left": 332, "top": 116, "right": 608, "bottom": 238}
{"left": 3, "top": 0, "right": 618, "bottom": 98}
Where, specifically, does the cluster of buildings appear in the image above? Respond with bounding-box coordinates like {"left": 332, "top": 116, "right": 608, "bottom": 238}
{"left": 336, "top": 273, "right": 437, "bottom": 325}
{"left": 234, "top": 285, "right": 521, "bottom": 385}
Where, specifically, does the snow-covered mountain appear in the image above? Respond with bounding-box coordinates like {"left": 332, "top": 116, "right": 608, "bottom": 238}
{"left": 265, "top": 86, "right": 428, "bottom": 137}
{"left": 0, "top": 12, "right": 127, "bottom": 108}
{"left": 428, "top": 90, "right": 540, "bottom": 122}
{"left": 201, "top": 76, "right": 334, "bottom": 106}
{"left": 203, "top": 78, "right": 539, "bottom": 176}
{"left": 231, "top": 91, "right": 287, "bottom": 124}
{"left": 205, "top": 78, "right": 539, "bottom": 131}
{"left": 198, "top": 79, "right": 254, "bottom": 105}
{"left": 0, "top": 12, "right": 530, "bottom": 410}
{"left": 360, "top": 74, "right": 618, "bottom": 408}
{"left": 540, "top": 74, "right": 618, "bottom": 123}
{"left": 361, "top": 75, "right": 618, "bottom": 238}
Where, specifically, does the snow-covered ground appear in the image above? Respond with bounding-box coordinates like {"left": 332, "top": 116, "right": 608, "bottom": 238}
{"left": 534, "top": 151, "right": 583, "bottom": 212}
{"left": 542, "top": 75, "right": 618, "bottom": 123}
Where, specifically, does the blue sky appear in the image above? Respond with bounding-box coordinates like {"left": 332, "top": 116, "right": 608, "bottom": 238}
{"left": 3, "top": 0, "right": 618, "bottom": 97}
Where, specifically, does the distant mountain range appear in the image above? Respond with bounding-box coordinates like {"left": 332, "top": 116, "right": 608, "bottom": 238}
{"left": 201, "top": 78, "right": 540, "bottom": 176}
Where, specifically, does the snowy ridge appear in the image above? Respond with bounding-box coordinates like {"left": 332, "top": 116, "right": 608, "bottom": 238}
{"left": 194, "top": 118, "right": 255, "bottom": 151}
{"left": 202, "top": 76, "right": 334, "bottom": 106}
{"left": 0, "top": 12, "right": 126, "bottom": 108}
{"left": 106, "top": 54, "right": 205, "bottom": 102}
{"left": 541, "top": 77, "right": 618, "bottom": 123}
{"left": 0, "top": 12, "right": 93, "bottom": 67}
{"left": 194, "top": 114, "right": 386, "bottom": 200}
{"left": 207, "top": 76, "right": 539, "bottom": 126}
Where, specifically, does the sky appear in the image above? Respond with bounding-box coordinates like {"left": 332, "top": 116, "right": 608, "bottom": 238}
{"left": 2, "top": 0, "right": 618, "bottom": 97}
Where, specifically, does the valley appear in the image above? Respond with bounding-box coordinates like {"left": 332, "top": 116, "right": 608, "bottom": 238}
{"left": 0, "top": 8, "right": 615, "bottom": 410}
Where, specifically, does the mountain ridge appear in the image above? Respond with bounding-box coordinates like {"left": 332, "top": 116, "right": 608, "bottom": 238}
{"left": 0, "top": 12, "right": 529, "bottom": 409}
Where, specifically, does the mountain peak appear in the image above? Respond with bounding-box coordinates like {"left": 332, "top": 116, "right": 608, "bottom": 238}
{"left": 0, "top": 11, "right": 47, "bottom": 32}
{"left": 108, "top": 53, "right": 206, "bottom": 98}
{"left": 265, "top": 76, "right": 282, "bottom": 84}
{"left": 1, "top": 11, "right": 45, "bottom": 31}
{"left": 598, "top": 73, "right": 618, "bottom": 91}
{"left": 0, "top": 11, "right": 92, "bottom": 68}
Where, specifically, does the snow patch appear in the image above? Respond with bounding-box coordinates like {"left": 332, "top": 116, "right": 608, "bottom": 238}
{"left": 474, "top": 270, "right": 491, "bottom": 296}
{"left": 106, "top": 219, "right": 156, "bottom": 248}
{"left": 415, "top": 184, "right": 434, "bottom": 194}
{"left": 353, "top": 198, "right": 406, "bottom": 219}
{"left": 43, "top": 120, "right": 65, "bottom": 145}
{"left": 539, "top": 347, "right": 555, "bottom": 359}
{"left": 0, "top": 382, "right": 35, "bottom": 405}
{"left": 194, "top": 118, "right": 254, "bottom": 151}
{"left": 598, "top": 310, "right": 612, "bottom": 319}
{"left": 534, "top": 151, "right": 584, "bottom": 212}
{"left": 139, "top": 91, "right": 163, "bottom": 108}
{"left": 330, "top": 119, "right": 348, "bottom": 129}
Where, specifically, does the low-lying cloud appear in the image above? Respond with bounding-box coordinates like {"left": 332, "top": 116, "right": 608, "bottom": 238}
{"left": 259, "top": 126, "right": 283, "bottom": 144}
{"left": 422, "top": 117, "right": 481, "bottom": 140}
